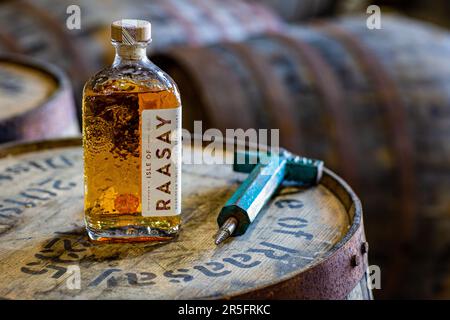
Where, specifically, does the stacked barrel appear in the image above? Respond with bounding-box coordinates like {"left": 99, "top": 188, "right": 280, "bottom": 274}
{"left": 152, "top": 15, "right": 450, "bottom": 299}
{"left": 0, "top": 0, "right": 284, "bottom": 96}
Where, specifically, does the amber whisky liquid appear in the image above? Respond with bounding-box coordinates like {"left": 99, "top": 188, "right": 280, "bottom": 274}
{"left": 83, "top": 79, "right": 181, "bottom": 242}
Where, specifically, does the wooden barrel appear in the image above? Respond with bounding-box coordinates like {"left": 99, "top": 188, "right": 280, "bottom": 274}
{"left": 152, "top": 15, "right": 450, "bottom": 299}
{"left": 252, "top": 0, "right": 334, "bottom": 22}
{"left": 0, "top": 55, "right": 79, "bottom": 143}
{"left": 339, "top": 0, "right": 450, "bottom": 30}
{"left": 0, "top": 138, "right": 371, "bottom": 300}
{"left": 0, "top": 0, "right": 90, "bottom": 96}
{"left": 0, "top": 0, "right": 283, "bottom": 98}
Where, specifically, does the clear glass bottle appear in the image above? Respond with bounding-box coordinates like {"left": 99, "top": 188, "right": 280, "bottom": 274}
{"left": 82, "top": 19, "right": 181, "bottom": 242}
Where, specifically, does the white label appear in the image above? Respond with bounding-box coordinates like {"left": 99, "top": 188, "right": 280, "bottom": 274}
{"left": 141, "top": 107, "right": 181, "bottom": 217}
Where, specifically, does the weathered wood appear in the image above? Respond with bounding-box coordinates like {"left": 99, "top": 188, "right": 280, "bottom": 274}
{"left": 153, "top": 15, "right": 450, "bottom": 299}
{"left": 0, "top": 56, "right": 79, "bottom": 143}
{"left": 0, "top": 138, "right": 370, "bottom": 300}
{"left": 339, "top": 0, "right": 450, "bottom": 30}
{"left": 255, "top": 0, "right": 333, "bottom": 22}
{"left": 0, "top": 0, "right": 283, "bottom": 99}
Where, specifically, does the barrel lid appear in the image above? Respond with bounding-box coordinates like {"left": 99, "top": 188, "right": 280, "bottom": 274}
{"left": 0, "top": 55, "right": 65, "bottom": 121}
{"left": 0, "top": 139, "right": 367, "bottom": 299}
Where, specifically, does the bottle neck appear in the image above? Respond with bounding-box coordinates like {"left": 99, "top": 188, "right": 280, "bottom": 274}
{"left": 112, "top": 43, "right": 149, "bottom": 66}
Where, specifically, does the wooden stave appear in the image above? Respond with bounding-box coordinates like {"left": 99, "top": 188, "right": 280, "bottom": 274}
{"left": 153, "top": 33, "right": 365, "bottom": 185}
{"left": 284, "top": 24, "right": 403, "bottom": 265}
{"left": 312, "top": 16, "right": 450, "bottom": 298}
{"left": 152, "top": 32, "right": 377, "bottom": 237}
{"left": 254, "top": 0, "right": 334, "bottom": 22}
{"left": 0, "top": 138, "right": 370, "bottom": 300}
{"left": 223, "top": 41, "right": 303, "bottom": 152}
{"left": 160, "top": 46, "right": 258, "bottom": 132}
{"left": 152, "top": 33, "right": 362, "bottom": 181}
{"left": 291, "top": 20, "right": 415, "bottom": 297}
{"left": 0, "top": 55, "right": 79, "bottom": 143}
{"left": 0, "top": 0, "right": 91, "bottom": 93}
{"left": 243, "top": 33, "right": 361, "bottom": 187}
{"left": 0, "top": 0, "right": 284, "bottom": 97}
{"left": 152, "top": 16, "right": 450, "bottom": 298}
{"left": 155, "top": 45, "right": 266, "bottom": 132}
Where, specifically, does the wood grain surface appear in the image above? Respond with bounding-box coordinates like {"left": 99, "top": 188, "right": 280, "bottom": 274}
{"left": 0, "top": 61, "right": 56, "bottom": 119}
{"left": 0, "top": 57, "right": 79, "bottom": 143}
{"left": 0, "top": 139, "right": 369, "bottom": 299}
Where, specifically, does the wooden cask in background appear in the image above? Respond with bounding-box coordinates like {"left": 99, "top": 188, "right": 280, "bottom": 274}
{"left": 152, "top": 15, "right": 450, "bottom": 299}
{"left": 0, "top": 138, "right": 371, "bottom": 300}
{"left": 252, "top": 0, "right": 333, "bottom": 22}
{"left": 0, "top": 0, "right": 284, "bottom": 102}
{"left": 0, "top": 56, "right": 79, "bottom": 143}
{"left": 346, "top": 0, "right": 450, "bottom": 30}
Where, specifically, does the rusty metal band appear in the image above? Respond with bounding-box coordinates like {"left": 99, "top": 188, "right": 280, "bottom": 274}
{"left": 317, "top": 22, "right": 416, "bottom": 295}
{"left": 15, "top": 0, "right": 89, "bottom": 81}
{"left": 271, "top": 33, "right": 361, "bottom": 189}
{"left": 211, "top": 45, "right": 271, "bottom": 129}
{"left": 346, "top": 268, "right": 373, "bottom": 300}
{"left": 159, "top": 47, "right": 255, "bottom": 131}
{"left": 199, "top": 46, "right": 257, "bottom": 130}
{"left": 234, "top": 168, "right": 369, "bottom": 300}
{"left": 0, "top": 30, "right": 24, "bottom": 54}
{"left": 225, "top": 42, "right": 303, "bottom": 153}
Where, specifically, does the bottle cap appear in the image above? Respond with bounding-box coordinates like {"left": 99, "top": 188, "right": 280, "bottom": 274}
{"left": 111, "top": 19, "right": 152, "bottom": 44}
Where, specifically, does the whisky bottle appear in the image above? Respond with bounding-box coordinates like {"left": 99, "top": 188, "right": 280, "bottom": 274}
{"left": 82, "top": 20, "right": 181, "bottom": 242}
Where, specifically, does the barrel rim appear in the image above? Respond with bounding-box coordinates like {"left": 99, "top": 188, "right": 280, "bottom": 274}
{"left": 0, "top": 137, "right": 367, "bottom": 299}
{"left": 0, "top": 54, "right": 73, "bottom": 123}
{"left": 232, "top": 167, "right": 366, "bottom": 299}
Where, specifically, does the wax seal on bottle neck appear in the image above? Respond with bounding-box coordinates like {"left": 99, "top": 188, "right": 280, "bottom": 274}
{"left": 111, "top": 19, "right": 152, "bottom": 44}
